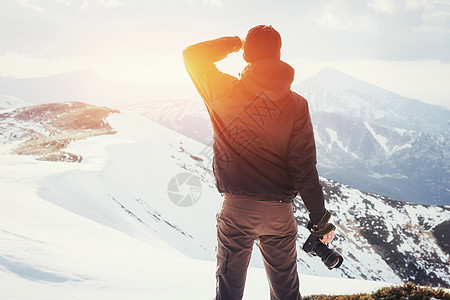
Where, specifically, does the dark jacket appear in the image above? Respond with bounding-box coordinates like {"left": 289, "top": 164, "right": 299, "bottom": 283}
{"left": 183, "top": 36, "right": 325, "bottom": 224}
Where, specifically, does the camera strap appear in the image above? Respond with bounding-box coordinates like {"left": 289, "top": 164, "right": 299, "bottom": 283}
{"left": 307, "top": 209, "right": 336, "bottom": 237}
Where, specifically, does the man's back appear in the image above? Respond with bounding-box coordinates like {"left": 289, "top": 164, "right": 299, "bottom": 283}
{"left": 184, "top": 39, "right": 317, "bottom": 201}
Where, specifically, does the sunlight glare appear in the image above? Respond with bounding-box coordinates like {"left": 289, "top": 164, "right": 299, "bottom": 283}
{"left": 216, "top": 51, "right": 247, "bottom": 78}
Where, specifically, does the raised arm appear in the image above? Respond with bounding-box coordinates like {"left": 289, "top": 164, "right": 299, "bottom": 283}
{"left": 183, "top": 36, "right": 242, "bottom": 104}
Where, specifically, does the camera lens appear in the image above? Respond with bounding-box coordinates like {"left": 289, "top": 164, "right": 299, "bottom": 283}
{"left": 329, "top": 257, "right": 340, "bottom": 268}
{"left": 322, "top": 250, "right": 343, "bottom": 270}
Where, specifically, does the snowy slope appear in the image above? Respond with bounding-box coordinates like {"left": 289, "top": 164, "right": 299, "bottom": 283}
{"left": 294, "top": 179, "right": 450, "bottom": 286}
{"left": 0, "top": 94, "right": 32, "bottom": 110}
{"left": 0, "top": 180, "right": 391, "bottom": 299}
{"left": 1, "top": 102, "right": 449, "bottom": 287}
{"left": 61, "top": 108, "right": 448, "bottom": 286}
{"left": 0, "top": 105, "right": 396, "bottom": 299}
{"left": 124, "top": 99, "right": 213, "bottom": 145}
{"left": 0, "top": 172, "right": 217, "bottom": 300}
{"left": 2, "top": 103, "right": 449, "bottom": 289}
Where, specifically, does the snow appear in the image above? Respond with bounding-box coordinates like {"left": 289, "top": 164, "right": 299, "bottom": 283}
{"left": 321, "top": 185, "right": 403, "bottom": 283}
{"left": 394, "top": 127, "right": 408, "bottom": 135}
{"left": 371, "top": 173, "right": 408, "bottom": 179}
{"left": 364, "top": 121, "right": 389, "bottom": 153}
{"left": 0, "top": 94, "right": 32, "bottom": 110}
{"left": 392, "top": 143, "right": 412, "bottom": 153}
{"left": 322, "top": 176, "right": 450, "bottom": 284}
{"left": 0, "top": 180, "right": 392, "bottom": 299}
{"left": 326, "top": 127, "right": 344, "bottom": 151}
{"left": 323, "top": 127, "right": 360, "bottom": 158}
{"left": 0, "top": 179, "right": 216, "bottom": 299}
{"left": 0, "top": 110, "right": 397, "bottom": 299}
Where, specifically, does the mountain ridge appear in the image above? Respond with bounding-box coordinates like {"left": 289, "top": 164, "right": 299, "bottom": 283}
{"left": 294, "top": 67, "right": 449, "bottom": 131}
{"left": 0, "top": 70, "right": 155, "bottom": 106}
{"left": 293, "top": 68, "right": 449, "bottom": 205}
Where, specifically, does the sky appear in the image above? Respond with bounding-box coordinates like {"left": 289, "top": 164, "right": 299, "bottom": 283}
{"left": 0, "top": 0, "right": 449, "bottom": 108}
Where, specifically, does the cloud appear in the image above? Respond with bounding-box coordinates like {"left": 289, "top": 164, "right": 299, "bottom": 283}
{"left": 16, "top": 0, "right": 44, "bottom": 12}
{"left": 316, "top": 2, "right": 376, "bottom": 32}
{"left": 80, "top": 0, "right": 126, "bottom": 10}
{"left": 304, "top": 0, "right": 450, "bottom": 61}
{"left": 97, "top": 0, "right": 126, "bottom": 8}
{"left": 203, "top": 0, "right": 222, "bottom": 7}
{"left": 54, "top": 0, "right": 70, "bottom": 5}
{"left": 416, "top": 2, "right": 450, "bottom": 33}
{"left": 4, "top": 0, "right": 449, "bottom": 63}
{"left": 367, "top": 0, "right": 398, "bottom": 14}
{"left": 81, "top": 0, "right": 89, "bottom": 10}
{"left": 366, "top": 0, "right": 430, "bottom": 13}
{"left": 184, "top": 0, "right": 222, "bottom": 7}
{"left": 405, "top": 0, "right": 429, "bottom": 10}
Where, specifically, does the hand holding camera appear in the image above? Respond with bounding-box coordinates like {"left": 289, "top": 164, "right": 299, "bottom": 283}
{"left": 320, "top": 230, "right": 335, "bottom": 244}
{"left": 303, "top": 210, "right": 343, "bottom": 270}
{"left": 302, "top": 232, "right": 343, "bottom": 269}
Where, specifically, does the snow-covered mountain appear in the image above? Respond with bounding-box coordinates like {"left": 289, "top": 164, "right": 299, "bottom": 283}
{"left": 0, "top": 94, "right": 32, "bottom": 110}
{"left": 0, "top": 71, "right": 157, "bottom": 107}
{"left": 125, "top": 99, "right": 212, "bottom": 145}
{"left": 296, "top": 67, "right": 448, "bottom": 131}
{"left": 125, "top": 68, "right": 449, "bottom": 206}
{"left": 1, "top": 102, "right": 448, "bottom": 290}
{"left": 294, "top": 67, "right": 450, "bottom": 206}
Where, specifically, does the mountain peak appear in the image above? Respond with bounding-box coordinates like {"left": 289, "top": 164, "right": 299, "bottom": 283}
{"left": 315, "top": 67, "right": 350, "bottom": 78}
{"left": 294, "top": 67, "right": 449, "bottom": 128}
{"left": 44, "top": 69, "right": 103, "bottom": 81}
{"left": 298, "top": 67, "right": 384, "bottom": 95}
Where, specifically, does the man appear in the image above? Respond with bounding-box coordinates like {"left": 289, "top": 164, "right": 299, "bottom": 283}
{"left": 183, "top": 25, "right": 335, "bottom": 300}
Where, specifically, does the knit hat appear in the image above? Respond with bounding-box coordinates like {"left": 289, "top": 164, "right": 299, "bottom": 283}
{"left": 243, "top": 25, "right": 282, "bottom": 63}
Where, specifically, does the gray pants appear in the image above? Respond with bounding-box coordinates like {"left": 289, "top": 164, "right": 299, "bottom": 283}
{"left": 215, "top": 194, "right": 302, "bottom": 300}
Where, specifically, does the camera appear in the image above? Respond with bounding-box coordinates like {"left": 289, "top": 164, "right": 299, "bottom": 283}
{"left": 302, "top": 234, "right": 343, "bottom": 269}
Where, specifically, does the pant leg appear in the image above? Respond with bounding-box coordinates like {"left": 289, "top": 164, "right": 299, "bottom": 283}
{"left": 258, "top": 233, "right": 301, "bottom": 300}
{"left": 215, "top": 203, "right": 255, "bottom": 300}
{"left": 258, "top": 202, "right": 302, "bottom": 300}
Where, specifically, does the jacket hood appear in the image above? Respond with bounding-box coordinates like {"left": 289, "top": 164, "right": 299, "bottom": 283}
{"left": 240, "top": 58, "right": 294, "bottom": 101}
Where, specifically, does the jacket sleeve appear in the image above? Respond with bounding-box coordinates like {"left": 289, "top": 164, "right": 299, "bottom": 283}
{"left": 287, "top": 99, "right": 326, "bottom": 225}
{"left": 183, "top": 36, "right": 242, "bottom": 105}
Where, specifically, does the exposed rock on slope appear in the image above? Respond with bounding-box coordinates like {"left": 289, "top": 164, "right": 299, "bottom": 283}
{"left": 0, "top": 102, "right": 118, "bottom": 162}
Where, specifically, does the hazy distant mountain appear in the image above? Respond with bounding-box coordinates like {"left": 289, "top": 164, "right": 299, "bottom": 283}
{"left": 296, "top": 68, "right": 448, "bottom": 131}
{"left": 124, "top": 99, "right": 213, "bottom": 145}
{"left": 125, "top": 68, "right": 449, "bottom": 205}
{"left": 294, "top": 68, "right": 449, "bottom": 205}
{"left": 0, "top": 70, "right": 155, "bottom": 107}
{"left": 1, "top": 101, "right": 448, "bottom": 286}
